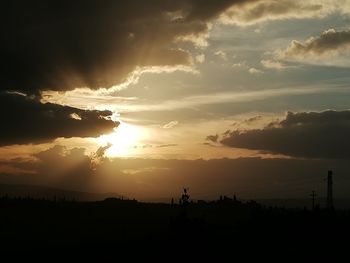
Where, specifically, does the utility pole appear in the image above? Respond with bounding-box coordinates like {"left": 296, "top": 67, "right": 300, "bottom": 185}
{"left": 327, "top": 170, "right": 333, "bottom": 209}
{"left": 310, "top": 190, "right": 317, "bottom": 210}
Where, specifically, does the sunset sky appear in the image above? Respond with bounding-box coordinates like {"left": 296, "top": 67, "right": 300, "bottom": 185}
{"left": 1, "top": 0, "right": 350, "bottom": 200}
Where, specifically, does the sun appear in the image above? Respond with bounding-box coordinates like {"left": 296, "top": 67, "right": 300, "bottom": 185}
{"left": 96, "top": 121, "right": 144, "bottom": 157}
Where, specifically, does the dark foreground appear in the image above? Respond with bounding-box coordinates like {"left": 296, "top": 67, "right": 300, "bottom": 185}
{"left": 1, "top": 197, "right": 349, "bottom": 260}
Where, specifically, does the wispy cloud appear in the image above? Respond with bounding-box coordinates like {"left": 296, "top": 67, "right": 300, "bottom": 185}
{"left": 220, "top": 0, "right": 349, "bottom": 26}
{"left": 43, "top": 85, "right": 350, "bottom": 114}
{"left": 122, "top": 86, "right": 348, "bottom": 113}
{"left": 162, "top": 121, "right": 179, "bottom": 129}
{"left": 261, "top": 59, "right": 287, "bottom": 70}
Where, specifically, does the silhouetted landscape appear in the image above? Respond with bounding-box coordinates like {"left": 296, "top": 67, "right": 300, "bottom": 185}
{"left": 1, "top": 186, "right": 349, "bottom": 260}
{"left": 0, "top": 184, "right": 121, "bottom": 201}
{"left": 2, "top": 0, "right": 350, "bottom": 260}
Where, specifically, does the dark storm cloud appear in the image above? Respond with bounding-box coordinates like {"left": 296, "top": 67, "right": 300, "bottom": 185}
{"left": 0, "top": 92, "right": 117, "bottom": 146}
{"left": 280, "top": 28, "right": 350, "bottom": 59}
{"left": 220, "top": 110, "right": 350, "bottom": 159}
{"left": 1, "top": 0, "right": 245, "bottom": 94}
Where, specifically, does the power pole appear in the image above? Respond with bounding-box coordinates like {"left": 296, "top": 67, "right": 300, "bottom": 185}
{"left": 310, "top": 190, "right": 317, "bottom": 210}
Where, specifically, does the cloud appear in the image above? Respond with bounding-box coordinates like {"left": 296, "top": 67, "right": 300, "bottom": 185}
{"left": 1, "top": 0, "right": 243, "bottom": 95}
{"left": 2, "top": 1, "right": 349, "bottom": 95}
{"left": 0, "top": 92, "right": 117, "bottom": 146}
{"left": 277, "top": 28, "right": 350, "bottom": 65}
{"left": 214, "top": 50, "right": 228, "bottom": 61}
{"left": 243, "top": 115, "right": 263, "bottom": 124}
{"left": 90, "top": 143, "right": 113, "bottom": 167}
{"left": 3, "top": 0, "right": 245, "bottom": 146}
{"left": 220, "top": 110, "right": 350, "bottom": 159}
{"left": 23, "top": 145, "right": 93, "bottom": 191}
{"left": 163, "top": 121, "right": 179, "bottom": 129}
{"left": 220, "top": 0, "right": 346, "bottom": 25}
{"left": 2, "top": 150, "right": 350, "bottom": 200}
{"left": 232, "top": 61, "right": 248, "bottom": 68}
{"left": 195, "top": 54, "right": 206, "bottom": 63}
{"left": 73, "top": 85, "right": 343, "bottom": 114}
{"left": 156, "top": 144, "right": 178, "bottom": 148}
{"left": 94, "top": 143, "right": 113, "bottom": 159}
{"left": 248, "top": 67, "right": 264, "bottom": 74}
{"left": 206, "top": 134, "right": 219, "bottom": 143}
{"left": 261, "top": 59, "right": 286, "bottom": 70}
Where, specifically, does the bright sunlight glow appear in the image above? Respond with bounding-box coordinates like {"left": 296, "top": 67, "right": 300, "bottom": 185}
{"left": 96, "top": 121, "right": 145, "bottom": 157}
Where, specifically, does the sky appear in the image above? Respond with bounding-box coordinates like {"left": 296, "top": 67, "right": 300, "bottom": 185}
{"left": 1, "top": 0, "right": 350, "bottom": 200}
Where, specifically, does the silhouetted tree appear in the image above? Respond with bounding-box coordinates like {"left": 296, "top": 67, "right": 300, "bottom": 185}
{"left": 179, "top": 188, "right": 190, "bottom": 218}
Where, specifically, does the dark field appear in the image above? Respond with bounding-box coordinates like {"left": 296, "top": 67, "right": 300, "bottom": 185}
{"left": 1, "top": 197, "right": 349, "bottom": 260}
